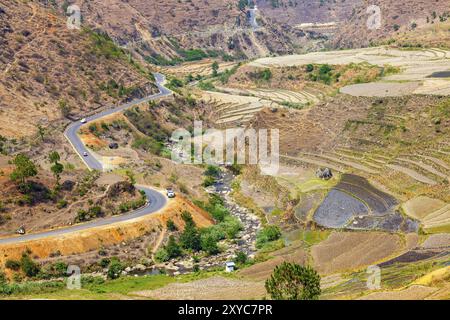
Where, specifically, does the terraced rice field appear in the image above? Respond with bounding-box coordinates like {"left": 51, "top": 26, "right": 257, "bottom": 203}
{"left": 314, "top": 189, "right": 369, "bottom": 228}
{"left": 402, "top": 196, "right": 450, "bottom": 231}
{"left": 284, "top": 145, "right": 450, "bottom": 188}
{"left": 421, "top": 234, "right": 450, "bottom": 249}
{"left": 202, "top": 86, "right": 319, "bottom": 126}
{"left": 201, "top": 91, "right": 269, "bottom": 126}
{"left": 323, "top": 252, "right": 450, "bottom": 299}
{"left": 251, "top": 47, "right": 450, "bottom": 96}
{"left": 311, "top": 232, "right": 403, "bottom": 274}
{"left": 217, "top": 86, "right": 320, "bottom": 105}
{"left": 311, "top": 174, "right": 417, "bottom": 232}
{"left": 162, "top": 60, "right": 239, "bottom": 78}
{"left": 358, "top": 285, "right": 441, "bottom": 300}
{"left": 280, "top": 145, "right": 449, "bottom": 232}
{"left": 336, "top": 175, "right": 398, "bottom": 216}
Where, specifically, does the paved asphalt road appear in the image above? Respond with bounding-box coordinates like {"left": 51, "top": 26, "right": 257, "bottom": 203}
{"left": 0, "top": 73, "right": 172, "bottom": 245}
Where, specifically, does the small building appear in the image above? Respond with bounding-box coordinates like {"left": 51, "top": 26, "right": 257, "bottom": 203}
{"left": 316, "top": 167, "right": 333, "bottom": 180}
{"left": 225, "top": 261, "right": 235, "bottom": 273}
{"left": 109, "top": 142, "right": 119, "bottom": 149}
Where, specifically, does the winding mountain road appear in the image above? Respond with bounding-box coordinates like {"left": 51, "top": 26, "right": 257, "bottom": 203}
{"left": 0, "top": 73, "right": 173, "bottom": 245}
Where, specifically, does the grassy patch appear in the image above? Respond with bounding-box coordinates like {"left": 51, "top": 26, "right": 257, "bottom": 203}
{"left": 2, "top": 271, "right": 235, "bottom": 300}
{"left": 297, "top": 230, "right": 332, "bottom": 247}
{"left": 424, "top": 223, "right": 450, "bottom": 234}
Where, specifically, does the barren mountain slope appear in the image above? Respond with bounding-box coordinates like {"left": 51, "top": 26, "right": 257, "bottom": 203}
{"left": 50, "top": 0, "right": 321, "bottom": 61}
{"left": 0, "top": 0, "right": 157, "bottom": 138}
{"left": 257, "top": 0, "right": 363, "bottom": 25}
{"left": 333, "top": 0, "right": 450, "bottom": 48}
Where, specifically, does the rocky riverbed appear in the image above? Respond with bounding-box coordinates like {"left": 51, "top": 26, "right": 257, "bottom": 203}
{"left": 154, "top": 169, "right": 262, "bottom": 275}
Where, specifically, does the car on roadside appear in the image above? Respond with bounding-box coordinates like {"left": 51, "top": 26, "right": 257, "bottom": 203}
{"left": 83, "top": 152, "right": 89, "bottom": 157}
{"left": 80, "top": 118, "right": 87, "bottom": 124}
{"left": 166, "top": 188, "right": 176, "bottom": 198}
{"left": 16, "top": 226, "right": 26, "bottom": 235}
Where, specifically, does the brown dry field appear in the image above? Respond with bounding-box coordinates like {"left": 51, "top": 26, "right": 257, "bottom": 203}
{"left": 311, "top": 232, "right": 404, "bottom": 274}
{"left": 358, "top": 285, "right": 440, "bottom": 300}
{"left": 239, "top": 241, "right": 308, "bottom": 281}
{"left": 421, "top": 233, "right": 450, "bottom": 249}
{"left": 132, "top": 276, "right": 266, "bottom": 300}
{"left": 162, "top": 60, "right": 239, "bottom": 78}
{"left": 402, "top": 196, "right": 446, "bottom": 220}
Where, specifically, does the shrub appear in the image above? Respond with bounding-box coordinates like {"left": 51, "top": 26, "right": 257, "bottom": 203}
{"left": 234, "top": 251, "right": 248, "bottom": 265}
{"left": 99, "top": 258, "right": 111, "bottom": 268}
{"left": 107, "top": 258, "right": 123, "bottom": 279}
{"left": 204, "top": 165, "right": 220, "bottom": 177}
{"left": 202, "top": 175, "right": 216, "bottom": 187}
{"left": 89, "top": 206, "right": 102, "bottom": 218}
{"left": 209, "top": 204, "right": 229, "bottom": 222}
{"left": 166, "top": 219, "right": 177, "bottom": 231}
{"left": 56, "top": 199, "right": 68, "bottom": 209}
{"left": 165, "top": 236, "right": 182, "bottom": 259}
{"left": 76, "top": 209, "right": 87, "bottom": 222}
{"left": 220, "top": 216, "right": 243, "bottom": 239}
{"left": 256, "top": 225, "right": 282, "bottom": 249}
{"left": 0, "top": 271, "right": 6, "bottom": 285}
{"left": 5, "top": 260, "right": 21, "bottom": 271}
{"left": 250, "top": 68, "right": 272, "bottom": 81}
{"left": 198, "top": 81, "right": 216, "bottom": 91}
{"left": 154, "top": 248, "right": 170, "bottom": 263}
{"left": 169, "top": 78, "right": 184, "bottom": 88}
{"left": 201, "top": 233, "right": 220, "bottom": 255}
{"left": 180, "top": 212, "right": 201, "bottom": 251}
{"left": 20, "top": 254, "right": 40, "bottom": 278}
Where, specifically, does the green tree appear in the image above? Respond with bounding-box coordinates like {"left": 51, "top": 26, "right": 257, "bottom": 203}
{"left": 125, "top": 170, "right": 136, "bottom": 185}
{"left": 107, "top": 258, "right": 123, "bottom": 279}
{"left": 165, "top": 235, "right": 182, "bottom": 259}
{"left": 265, "top": 262, "right": 321, "bottom": 300}
{"left": 154, "top": 248, "right": 169, "bottom": 263}
{"left": 49, "top": 151, "right": 60, "bottom": 164}
{"left": 49, "top": 151, "right": 64, "bottom": 187}
{"left": 20, "top": 253, "right": 40, "bottom": 278}
{"left": 201, "top": 233, "right": 219, "bottom": 255}
{"left": 10, "top": 154, "right": 38, "bottom": 191}
{"left": 180, "top": 211, "right": 201, "bottom": 251}
{"left": 212, "top": 61, "right": 219, "bottom": 77}
{"left": 166, "top": 219, "right": 177, "bottom": 231}
{"left": 234, "top": 251, "right": 248, "bottom": 265}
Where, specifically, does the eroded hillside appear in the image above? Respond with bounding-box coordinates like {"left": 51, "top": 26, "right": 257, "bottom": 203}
{"left": 49, "top": 0, "right": 324, "bottom": 62}
{"left": 0, "top": 0, "right": 157, "bottom": 138}
{"left": 333, "top": 0, "right": 450, "bottom": 48}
